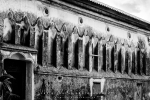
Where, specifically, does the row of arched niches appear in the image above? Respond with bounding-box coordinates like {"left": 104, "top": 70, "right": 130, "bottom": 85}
{"left": 1, "top": 10, "right": 150, "bottom": 76}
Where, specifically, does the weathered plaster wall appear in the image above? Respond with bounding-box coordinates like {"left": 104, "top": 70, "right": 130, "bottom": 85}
{"left": 105, "top": 79, "right": 150, "bottom": 100}
{"left": 1, "top": 0, "right": 149, "bottom": 45}
{"left": 34, "top": 74, "right": 90, "bottom": 100}
{"left": 48, "top": 4, "right": 149, "bottom": 46}
{"left": 106, "top": 79, "right": 136, "bottom": 100}
{"left": 34, "top": 75, "right": 150, "bottom": 100}
{"left": 1, "top": 0, "right": 150, "bottom": 100}
{"left": 143, "top": 81, "right": 150, "bottom": 100}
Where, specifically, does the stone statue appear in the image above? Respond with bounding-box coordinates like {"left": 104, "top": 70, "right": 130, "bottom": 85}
{"left": 3, "top": 18, "right": 13, "bottom": 42}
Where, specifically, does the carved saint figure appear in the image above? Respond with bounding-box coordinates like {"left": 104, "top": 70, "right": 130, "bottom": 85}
{"left": 3, "top": 18, "right": 13, "bottom": 42}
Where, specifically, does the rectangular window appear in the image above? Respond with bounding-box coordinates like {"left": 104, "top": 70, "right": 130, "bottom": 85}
{"left": 90, "top": 78, "right": 106, "bottom": 99}
{"left": 93, "top": 82, "right": 101, "bottom": 95}
{"left": 93, "top": 43, "right": 98, "bottom": 71}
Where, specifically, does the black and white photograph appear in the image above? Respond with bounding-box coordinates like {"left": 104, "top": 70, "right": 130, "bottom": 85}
{"left": 0, "top": 0, "right": 150, "bottom": 100}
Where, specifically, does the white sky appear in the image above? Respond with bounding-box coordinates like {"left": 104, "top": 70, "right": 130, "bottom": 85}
{"left": 97, "top": 0, "right": 150, "bottom": 22}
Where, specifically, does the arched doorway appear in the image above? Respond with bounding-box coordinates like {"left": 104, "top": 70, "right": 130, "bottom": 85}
{"left": 4, "top": 59, "right": 26, "bottom": 100}
{"left": 2, "top": 52, "right": 34, "bottom": 100}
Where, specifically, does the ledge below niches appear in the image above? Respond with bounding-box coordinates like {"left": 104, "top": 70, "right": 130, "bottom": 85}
{"left": 34, "top": 66, "right": 150, "bottom": 80}
{"left": 1, "top": 43, "right": 37, "bottom": 54}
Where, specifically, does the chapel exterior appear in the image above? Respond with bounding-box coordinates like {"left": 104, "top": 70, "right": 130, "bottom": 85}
{"left": 0, "top": 0, "right": 150, "bottom": 100}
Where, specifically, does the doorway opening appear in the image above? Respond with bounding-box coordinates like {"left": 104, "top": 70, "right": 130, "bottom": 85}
{"left": 4, "top": 59, "right": 27, "bottom": 100}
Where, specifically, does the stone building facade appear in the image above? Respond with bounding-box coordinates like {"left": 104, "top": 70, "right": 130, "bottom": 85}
{"left": 0, "top": 0, "right": 150, "bottom": 100}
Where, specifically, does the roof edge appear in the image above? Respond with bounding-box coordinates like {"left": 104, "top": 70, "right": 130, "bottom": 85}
{"left": 58, "top": 0, "right": 150, "bottom": 31}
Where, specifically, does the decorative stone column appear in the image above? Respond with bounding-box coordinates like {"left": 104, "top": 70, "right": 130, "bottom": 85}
{"left": 48, "top": 24, "right": 57, "bottom": 67}
{"left": 68, "top": 27, "right": 78, "bottom": 69}
{"left": 89, "top": 37, "right": 93, "bottom": 72}
{"left": 121, "top": 40, "right": 125, "bottom": 74}
{"left": 98, "top": 38, "right": 103, "bottom": 72}
{"left": 0, "top": 51, "right": 3, "bottom": 76}
{"left": 128, "top": 48, "right": 132, "bottom": 75}
{"left": 83, "top": 34, "right": 89, "bottom": 70}
{"left": 146, "top": 51, "right": 150, "bottom": 75}
{"left": 42, "top": 29, "right": 49, "bottom": 67}
{"left": 114, "top": 38, "right": 119, "bottom": 73}
{"left": 56, "top": 34, "right": 63, "bottom": 68}
{"left": 78, "top": 37, "right": 84, "bottom": 70}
